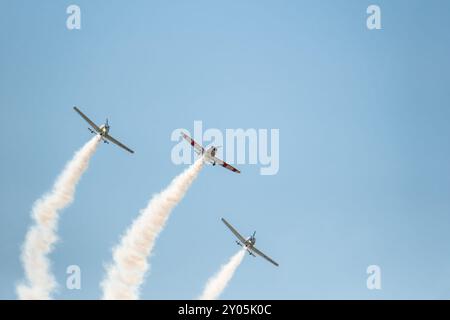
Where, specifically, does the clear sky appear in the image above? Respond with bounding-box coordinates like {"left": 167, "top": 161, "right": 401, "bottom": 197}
{"left": 1, "top": 0, "right": 450, "bottom": 299}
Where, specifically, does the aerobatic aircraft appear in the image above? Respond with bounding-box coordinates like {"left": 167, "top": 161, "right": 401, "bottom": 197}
{"left": 73, "top": 107, "right": 134, "bottom": 154}
{"left": 222, "top": 218, "right": 279, "bottom": 267}
{"left": 181, "top": 132, "right": 240, "bottom": 173}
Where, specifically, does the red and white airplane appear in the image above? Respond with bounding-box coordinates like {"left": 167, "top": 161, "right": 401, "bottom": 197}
{"left": 181, "top": 132, "right": 240, "bottom": 174}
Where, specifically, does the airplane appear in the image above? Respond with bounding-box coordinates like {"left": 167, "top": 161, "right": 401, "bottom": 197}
{"left": 181, "top": 132, "right": 240, "bottom": 173}
{"left": 73, "top": 106, "right": 134, "bottom": 154}
{"left": 221, "top": 218, "right": 279, "bottom": 267}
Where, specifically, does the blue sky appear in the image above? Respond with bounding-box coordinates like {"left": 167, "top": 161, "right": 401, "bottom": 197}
{"left": 1, "top": 0, "right": 450, "bottom": 299}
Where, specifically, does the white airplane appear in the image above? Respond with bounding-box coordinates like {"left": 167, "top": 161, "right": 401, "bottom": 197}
{"left": 181, "top": 132, "right": 240, "bottom": 173}
{"left": 73, "top": 107, "right": 134, "bottom": 154}
{"left": 221, "top": 218, "right": 279, "bottom": 267}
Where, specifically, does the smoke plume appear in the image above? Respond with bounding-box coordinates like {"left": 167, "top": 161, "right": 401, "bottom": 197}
{"left": 198, "top": 249, "right": 246, "bottom": 300}
{"left": 17, "top": 136, "right": 100, "bottom": 300}
{"left": 101, "top": 158, "right": 204, "bottom": 300}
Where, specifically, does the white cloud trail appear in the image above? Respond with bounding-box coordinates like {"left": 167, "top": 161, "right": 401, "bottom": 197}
{"left": 101, "top": 158, "right": 204, "bottom": 300}
{"left": 17, "top": 136, "right": 100, "bottom": 300}
{"left": 198, "top": 249, "right": 246, "bottom": 300}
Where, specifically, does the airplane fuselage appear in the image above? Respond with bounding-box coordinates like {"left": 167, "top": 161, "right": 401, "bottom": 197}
{"left": 236, "top": 235, "right": 257, "bottom": 256}
{"left": 99, "top": 124, "right": 110, "bottom": 136}
{"left": 244, "top": 236, "right": 256, "bottom": 247}
{"left": 204, "top": 146, "right": 218, "bottom": 165}
{"left": 92, "top": 124, "right": 111, "bottom": 144}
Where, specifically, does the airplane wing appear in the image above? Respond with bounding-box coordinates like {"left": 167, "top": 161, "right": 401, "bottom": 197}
{"left": 249, "top": 246, "right": 279, "bottom": 267}
{"left": 104, "top": 134, "right": 134, "bottom": 154}
{"left": 221, "top": 218, "right": 246, "bottom": 244}
{"left": 181, "top": 132, "right": 204, "bottom": 155}
{"left": 213, "top": 157, "right": 241, "bottom": 174}
{"left": 73, "top": 107, "right": 101, "bottom": 132}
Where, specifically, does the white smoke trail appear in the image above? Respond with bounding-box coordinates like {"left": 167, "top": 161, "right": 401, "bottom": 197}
{"left": 17, "top": 136, "right": 100, "bottom": 300}
{"left": 101, "top": 157, "right": 204, "bottom": 300}
{"left": 198, "top": 249, "right": 246, "bottom": 300}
